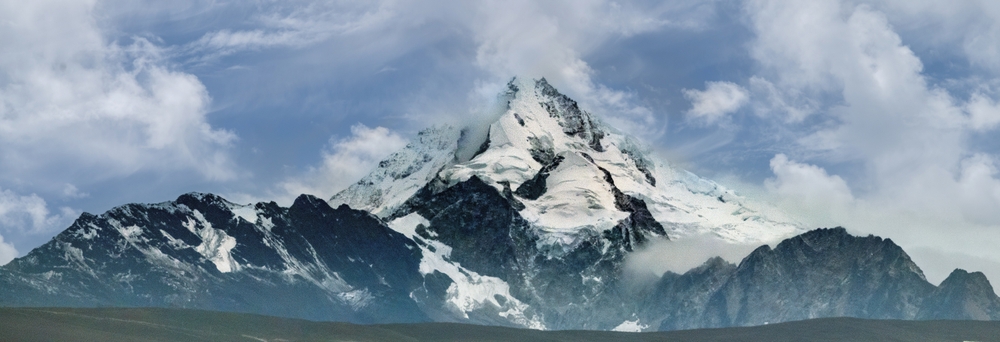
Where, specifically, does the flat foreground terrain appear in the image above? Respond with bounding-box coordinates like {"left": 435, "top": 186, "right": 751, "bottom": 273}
{"left": 1, "top": 307, "right": 999, "bottom": 342}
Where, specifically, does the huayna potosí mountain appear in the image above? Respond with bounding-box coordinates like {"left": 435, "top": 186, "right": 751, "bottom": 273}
{"left": 1, "top": 78, "right": 998, "bottom": 331}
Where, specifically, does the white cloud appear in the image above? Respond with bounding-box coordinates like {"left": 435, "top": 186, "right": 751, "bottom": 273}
{"left": 867, "top": 0, "right": 1000, "bottom": 75}
{"left": 748, "top": 76, "right": 816, "bottom": 122}
{"left": 0, "top": 234, "right": 16, "bottom": 265}
{"left": 966, "top": 91, "right": 1000, "bottom": 131}
{"left": 0, "top": 0, "right": 237, "bottom": 190}
{"left": 954, "top": 154, "right": 1000, "bottom": 225}
{"left": 764, "top": 154, "right": 854, "bottom": 227}
{"left": 626, "top": 234, "right": 768, "bottom": 278}
{"left": 0, "top": 187, "right": 76, "bottom": 241}
{"left": 683, "top": 81, "right": 749, "bottom": 124}
{"left": 276, "top": 124, "right": 407, "bottom": 205}
{"left": 0, "top": 188, "right": 72, "bottom": 265}
{"left": 61, "top": 184, "right": 88, "bottom": 199}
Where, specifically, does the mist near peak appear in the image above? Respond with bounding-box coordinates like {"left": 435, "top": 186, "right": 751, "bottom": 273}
{"left": 625, "top": 234, "right": 773, "bottom": 279}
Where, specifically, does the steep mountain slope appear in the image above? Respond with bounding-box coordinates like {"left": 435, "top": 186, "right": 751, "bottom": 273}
{"left": 0, "top": 193, "right": 429, "bottom": 323}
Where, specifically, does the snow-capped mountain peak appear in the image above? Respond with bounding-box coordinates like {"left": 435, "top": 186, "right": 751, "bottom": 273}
{"left": 331, "top": 77, "right": 803, "bottom": 246}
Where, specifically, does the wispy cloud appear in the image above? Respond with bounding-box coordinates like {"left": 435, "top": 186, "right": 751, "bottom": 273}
{"left": 179, "top": 2, "right": 396, "bottom": 64}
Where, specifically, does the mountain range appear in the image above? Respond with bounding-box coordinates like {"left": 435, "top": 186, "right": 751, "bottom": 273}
{"left": 1, "top": 77, "right": 998, "bottom": 331}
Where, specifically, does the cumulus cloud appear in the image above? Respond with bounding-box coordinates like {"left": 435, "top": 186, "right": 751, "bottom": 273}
{"left": 683, "top": 81, "right": 750, "bottom": 124}
{"left": 966, "top": 92, "right": 1000, "bottom": 131}
{"left": 0, "top": 187, "right": 77, "bottom": 235}
{"left": 0, "top": 0, "right": 237, "bottom": 191}
{"left": 0, "top": 186, "right": 78, "bottom": 264}
{"left": 276, "top": 124, "right": 407, "bottom": 205}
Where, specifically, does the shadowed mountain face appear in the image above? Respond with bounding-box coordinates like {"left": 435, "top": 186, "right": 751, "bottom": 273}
{"left": 919, "top": 268, "right": 1000, "bottom": 320}
{"left": 2, "top": 79, "right": 1000, "bottom": 331}
{"left": 0, "top": 193, "right": 429, "bottom": 324}
{"left": 696, "top": 228, "right": 934, "bottom": 328}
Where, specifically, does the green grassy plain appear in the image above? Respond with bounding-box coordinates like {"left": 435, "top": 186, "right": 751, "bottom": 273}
{"left": 1, "top": 307, "right": 998, "bottom": 341}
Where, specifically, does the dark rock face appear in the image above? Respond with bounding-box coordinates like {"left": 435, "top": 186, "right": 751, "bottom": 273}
{"left": 595, "top": 164, "right": 667, "bottom": 252}
{"left": 634, "top": 227, "right": 1000, "bottom": 330}
{"left": 641, "top": 257, "right": 738, "bottom": 331}
{"left": 700, "top": 228, "right": 935, "bottom": 327}
{"left": 514, "top": 155, "right": 565, "bottom": 200}
{"left": 619, "top": 147, "right": 656, "bottom": 186}
{"left": 535, "top": 78, "right": 605, "bottom": 152}
{"left": 0, "top": 193, "right": 428, "bottom": 324}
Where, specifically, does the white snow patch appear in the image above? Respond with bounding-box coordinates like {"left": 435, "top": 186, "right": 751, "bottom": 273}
{"left": 642, "top": 167, "right": 804, "bottom": 244}
{"left": 160, "top": 230, "right": 190, "bottom": 249}
{"left": 76, "top": 224, "right": 100, "bottom": 240}
{"left": 387, "top": 212, "right": 430, "bottom": 238}
{"left": 62, "top": 243, "right": 85, "bottom": 264}
{"left": 612, "top": 319, "right": 648, "bottom": 332}
{"left": 259, "top": 216, "right": 275, "bottom": 231}
{"left": 119, "top": 225, "right": 143, "bottom": 240}
{"left": 338, "top": 289, "right": 373, "bottom": 310}
{"left": 256, "top": 223, "right": 353, "bottom": 294}
{"left": 229, "top": 204, "right": 258, "bottom": 224}
{"left": 518, "top": 152, "right": 628, "bottom": 240}
{"left": 184, "top": 210, "right": 240, "bottom": 273}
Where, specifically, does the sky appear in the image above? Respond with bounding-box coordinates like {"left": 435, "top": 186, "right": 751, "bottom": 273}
{"left": 3, "top": 0, "right": 1000, "bottom": 288}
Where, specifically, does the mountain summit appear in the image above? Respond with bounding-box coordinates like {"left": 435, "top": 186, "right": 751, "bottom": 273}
{"left": 331, "top": 77, "right": 803, "bottom": 247}
{"left": 1, "top": 77, "right": 998, "bottom": 331}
